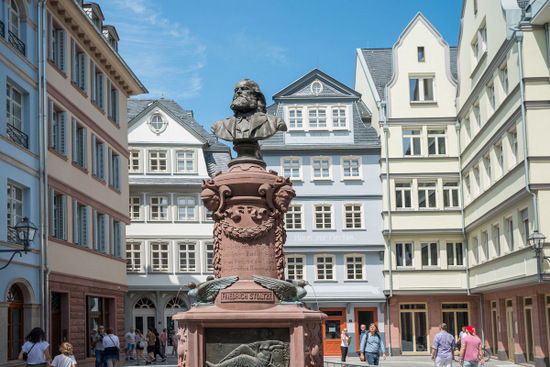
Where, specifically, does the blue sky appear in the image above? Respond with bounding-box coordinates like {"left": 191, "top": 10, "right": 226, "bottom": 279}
{"left": 95, "top": 0, "right": 463, "bottom": 131}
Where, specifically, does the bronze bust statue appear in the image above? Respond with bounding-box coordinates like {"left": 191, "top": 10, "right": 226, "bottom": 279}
{"left": 211, "top": 79, "right": 287, "bottom": 164}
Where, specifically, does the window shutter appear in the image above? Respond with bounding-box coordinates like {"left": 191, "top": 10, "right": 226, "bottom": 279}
{"left": 82, "top": 127, "right": 87, "bottom": 169}
{"left": 115, "top": 155, "right": 121, "bottom": 190}
{"left": 49, "top": 188, "right": 55, "bottom": 237}
{"left": 108, "top": 148, "right": 113, "bottom": 186}
{"left": 73, "top": 200, "right": 79, "bottom": 244}
{"left": 100, "top": 215, "right": 107, "bottom": 253}
{"left": 109, "top": 217, "right": 114, "bottom": 255}
{"left": 117, "top": 222, "right": 123, "bottom": 257}
{"left": 47, "top": 13, "right": 54, "bottom": 60}
{"left": 90, "top": 61, "right": 96, "bottom": 102}
{"left": 106, "top": 79, "right": 112, "bottom": 116}
{"left": 72, "top": 118, "right": 77, "bottom": 162}
{"left": 91, "top": 135, "right": 97, "bottom": 176}
{"left": 98, "top": 74, "right": 105, "bottom": 109}
{"left": 59, "top": 112, "right": 67, "bottom": 156}
{"left": 82, "top": 206, "right": 89, "bottom": 247}
{"left": 71, "top": 39, "right": 77, "bottom": 82}
{"left": 48, "top": 100, "right": 54, "bottom": 148}
{"left": 81, "top": 54, "right": 88, "bottom": 93}
{"left": 60, "top": 195, "right": 67, "bottom": 240}
{"left": 58, "top": 30, "right": 66, "bottom": 72}
{"left": 93, "top": 209, "right": 98, "bottom": 250}
{"left": 101, "top": 143, "right": 106, "bottom": 179}
{"left": 112, "top": 89, "right": 119, "bottom": 123}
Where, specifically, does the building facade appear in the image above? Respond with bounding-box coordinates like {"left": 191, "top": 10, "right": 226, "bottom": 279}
{"left": 0, "top": 0, "right": 43, "bottom": 363}
{"left": 261, "top": 69, "right": 385, "bottom": 357}
{"left": 45, "top": 1, "right": 146, "bottom": 364}
{"left": 124, "top": 99, "right": 230, "bottom": 338}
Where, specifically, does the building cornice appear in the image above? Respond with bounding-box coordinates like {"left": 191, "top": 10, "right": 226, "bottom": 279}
{"left": 382, "top": 228, "right": 463, "bottom": 235}
{"left": 386, "top": 117, "right": 456, "bottom": 125}
{"left": 261, "top": 145, "right": 381, "bottom": 152}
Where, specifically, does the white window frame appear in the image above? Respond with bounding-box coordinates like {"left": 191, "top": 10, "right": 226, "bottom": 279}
{"left": 281, "top": 157, "right": 302, "bottom": 181}
{"left": 506, "top": 217, "right": 515, "bottom": 251}
{"left": 126, "top": 241, "right": 142, "bottom": 272}
{"left": 464, "top": 118, "right": 471, "bottom": 143}
{"left": 509, "top": 129, "right": 518, "bottom": 166}
{"left": 311, "top": 81, "right": 323, "bottom": 95}
{"left": 396, "top": 242, "right": 414, "bottom": 267}
{"left": 49, "top": 101, "right": 67, "bottom": 156}
{"left": 418, "top": 182, "right": 437, "bottom": 209}
{"left": 48, "top": 13, "right": 67, "bottom": 72}
{"left": 90, "top": 61, "right": 105, "bottom": 110}
{"left": 403, "top": 129, "right": 422, "bottom": 156}
{"left": 421, "top": 242, "right": 439, "bottom": 267}
{"left": 72, "top": 201, "right": 90, "bottom": 247}
{"left": 343, "top": 203, "right": 363, "bottom": 230}
{"left": 91, "top": 135, "right": 106, "bottom": 180}
{"left": 314, "top": 254, "right": 335, "bottom": 281}
{"left": 110, "top": 219, "right": 123, "bottom": 257}
{"left": 341, "top": 156, "right": 361, "bottom": 180}
{"left": 7, "top": 83, "right": 23, "bottom": 132}
{"left": 521, "top": 208, "right": 529, "bottom": 245}
{"left": 7, "top": 182, "right": 24, "bottom": 228}
{"left": 150, "top": 241, "right": 170, "bottom": 272}
{"left": 129, "top": 195, "right": 142, "bottom": 221}
{"left": 493, "top": 224, "right": 501, "bottom": 257}
{"left": 176, "top": 195, "right": 197, "bottom": 221}
{"left": 331, "top": 106, "right": 348, "bottom": 129}
{"left": 482, "top": 230, "right": 489, "bottom": 261}
{"left": 409, "top": 75, "right": 435, "bottom": 102}
{"left": 472, "top": 25, "right": 487, "bottom": 63}
{"left": 465, "top": 173, "right": 471, "bottom": 202}
{"left": 307, "top": 106, "right": 328, "bottom": 130}
{"left": 50, "top": 190, "right": 67, "bottom": 240}
{"left": 496, "top": 143, "right": 504, "bottom": 178}
{"left": 177, "top": 241, "right": 197, "bottom": 272}
{"left": 72, "top": 119, "right": 87, "bottom": 169}
{"left": 395, "top": 182, "right": 412, "bottom": 209}
{"left": 92, "top": 210, "right": 108, "bottom": 253}
{"left": 205, "top": 242, "right": 214, "bottom": 272}
{"left": 71, "top": 39, "right": 88, "bottom": 93}
{"left": 107, "top": 80, "right": 119, "bottom": 124}
{"left": 285, "top": 204, "right": 303, "bottom": 230}
{"left": 500, "top": 64, "right": 509, "bottom": 96}
{"left": 443, "top": 181, "right": 460, "bottom": 208}
{"left": 148, "top": 150, "right": 168, "bottom": 173}
{"left": 344, "top": 253, "right": 366, "bottom": 280}
{"left": 147, "top": 114, "right": 166, "bottom": 133}
{"left": 287, "top": 106, "right": 304, "bottom": 130}
{"left": 175, "top": 150, "right": 196, "bottom": 174}
{"left": 427, "top": 129, "right": 447, "bottom": 155}
{"left": 314, "top": 203, "right": 333, "bottom": 230}
{"left": 472, "top": 236, "right": 479, "bottom": 264}
{"left": 474, "top": 102, "right": 481, "bottom": 130}
{"left": 8, "top": 0, "right": 21, "bottom": 37}
{"left": 285, "top": 254, "right": 306, "bottom": 280}
{"left": 487, "top": 82, "right": 496, "bottom": 113}
{"left": 446, "top": 242, "right": 464, "bottom": 267}
{"left": 311, "top": 156, "right": 332, "bottom": 180}
{"left": 108, "top": 148, "right": 121, "bottom": 190}
{"left": 473, "top": 165, "right": 480, "bottom": 197}
{"left": 129, "top": 150, "right": 141, "bottom": 173}
{"left": 483, "top": 155, "right": 491, "bottom": 189}
{"left": 150, "top": 195, "right": 169, "bottom": 221}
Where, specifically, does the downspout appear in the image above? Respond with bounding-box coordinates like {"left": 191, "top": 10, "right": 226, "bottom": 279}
{"left": 546, "top": 23, "right": 550, "bottom": 81}
{"left": 516, "top": 29, "right": 542, "bottom": 282}
{"left": 456, "top": 121, "right": 470, "bottom": 295}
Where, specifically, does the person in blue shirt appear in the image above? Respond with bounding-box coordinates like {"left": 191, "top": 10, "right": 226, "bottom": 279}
{"left": 360, "top": 323, "right": 386, "bottom": 365}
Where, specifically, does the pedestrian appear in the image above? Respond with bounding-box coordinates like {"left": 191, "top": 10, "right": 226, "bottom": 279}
{"left": 431, "top": 323, "right": 455, "bottom": 367}
{"left": 146, "top": 327, "right": 156, "bottom": 364}
{"left": 459, "top": 326, "right": 484, "bottom": 367}
{"left": 340, "top": 328, "right": 350, "bottom": 362}
{"left": 125, "top": 327, "right": 136, "bottom": 361}
{"left": 103, "top": 327, "right": 120, "bottom": 367}
{"left": 153, "top": 328, "right": 166, "bottom": 362}
{"left": 135, "top": 329, "right": 148, "bottom": 366}
{"left": 160, "top": 329, "right": 167, "bottom": 356}
{"left": 457, "top": 326, "right": 467, "bottom": 352}
{"left": 91, "top": 326, "right": 106, "bottom": 367}
{"left": 170, "top": 330, "right": 177, "bottom": 357}
{"left": 18, "top": 327, "right": 51, "bottom": 367}
{"left": 360, "top": 323, "right": 386, "bottom": 365}
{"left": 51, "top": 342, "right": 77, "bottom": 367}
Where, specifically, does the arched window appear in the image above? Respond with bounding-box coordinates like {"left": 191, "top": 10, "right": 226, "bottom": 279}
{"left": 166, "top": 297, "right": 185, "bottom": 309}
{"left": 8, "top": 284, "right": 24, "bottom": 360}
{"left": 9, "top": 0, "right": 21, "bottom": 37}
{"left": 134, "top": 297, "right": 155, "bottom": 309}
{"left": 148, "top": 114, "right": 167, "bottom": 133}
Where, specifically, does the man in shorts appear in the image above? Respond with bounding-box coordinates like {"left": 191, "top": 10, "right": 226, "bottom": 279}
{"left": 125, "top": 327, "right": 136, "bottom": 361}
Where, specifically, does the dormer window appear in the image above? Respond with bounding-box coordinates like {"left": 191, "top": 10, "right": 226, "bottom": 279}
{"left": 83, "top": 3, "right": 104, "bottom": 30}
{"left": 148, "top": 113, "right": 167, "bottom": 134}
{"left": 311, "top": 81, "right": 323, "bottom": 96}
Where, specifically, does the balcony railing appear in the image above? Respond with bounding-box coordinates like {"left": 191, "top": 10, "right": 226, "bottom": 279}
{"left": 8, "top": 30, "right": 25, "bottom": 56}
{"left": 7, "top": 226, "right": 19, "bottom": 245}
{"left": 7, "top": 123, "right": 29, "bottom": 149}
{"left": 0, "top": 20, "right": 4, "bottom": 38}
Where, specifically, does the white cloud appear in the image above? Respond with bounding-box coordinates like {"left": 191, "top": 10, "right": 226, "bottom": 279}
{"left": 231, "top": 29, "right": 288, "bottom": 65}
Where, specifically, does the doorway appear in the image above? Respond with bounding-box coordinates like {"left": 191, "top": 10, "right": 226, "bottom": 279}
{"left": 505, "top": 299, "right": 515, "bottom": 361}
{"left": 442, "top": 303, "right": 469, "bottom": 340}
{"left": 320, "top": 308, "right": 346, "bottom": 356}
{"left": 354, "top": 308, "right": 377, "bottom": 352}
{"left": 400, "top": 304, "right": 428, "bottom": 353}
{"left": 523, "top": 298, "right": 534, "bottom": 363}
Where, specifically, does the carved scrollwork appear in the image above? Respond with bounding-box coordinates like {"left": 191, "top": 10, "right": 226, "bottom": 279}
{"left": 304, "top": 322, "right": 323, "bottom": 366}
{"left": 220, "top": 216, "right": 276, "bottom": 242}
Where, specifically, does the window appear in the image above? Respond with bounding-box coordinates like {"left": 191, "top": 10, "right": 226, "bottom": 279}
{"left": 7, "top": 83, "right": 23, "bottom": 133}
{"left": 286, "top": 255, "right": 305, "bottom": 280}
{"left": 108, "top": 148, "right": 121, "bottom": 190}
{"left": 342, "top": 156, "right": 361, "bottom": 179}
{"left": 72, "top": 119, "right": 87, "bottom": 168}
{"left": 149, "top": 151, "right": 168, "bottom": 173}
{"left": 465, "top": 174, "right": 471, "bottom": 201}
{"left": 107, "top": 81, "right": 119, "bottom": 124}
{"left": 285, "top": 204, "right": 303, "bottom": 230}
{"left": 521, "top": 209, "right": 529, "bottom": 245}
{"left": 396, "top": 242, "right": 413, "bottom": 267}
{"left": 473, "top": 26, "right": 487, "bottom": 63}
{"left": 126, "top": 242, "right": 142, "bottom": 272}
{"left": 483, "top": 155, "right": 491, "bottom": 188}
{"left": 93, "top": 211, "right": 107, "bottom": 253}
{"left": 418, "top": 47, "right": 425, "bottom": 61}
{"left": 312, "top": 157, "right": 331, "bottom": 179}
{"left": 8, "top": 0, "right": 21, "bottom": 37}
{"left": 344, "top": 204, "right": 362, "bottom": 229}
{"left": 421, "top": 242, "right": 438, "bottom": 267}
{"left": 395, "top": 182, "right": 412, "bottom": 209}
{"left": 90, "top": 62, "right": 105, "bottom": 109}
{"left": 150, "top": 242, "right": 170, "bottom": 272}
{"left": 176, "top": 196, "right": 196, "bottom": 221}
{"left": 472, "top": 237, "right": 479, "bottom": 264}
{"left": 178, "top": 242, "right": 196, "bottom": 272}
{"left": 506, "top": 217, "right": 514, "bottom": 251}
{"left": 509, "top": 130, "right": 518, "bottom": 165}
{"left": 308, "top": 108, "right": 327, "bottom": 129}
{"left": 428, "top": 129, "right": 446, "bottom": 155}
{"left": 447, "top": 242, "right": 464, "bottom": 266}
{"left": 48, "top": 101, "right": 67, "bottom": 156}
{"left": 464, "top": 118, "right": 471, "bottom": 142}
{"left": 482, "top": 231, "right": 489, "bottom": 261}
{"left": 110, "top": 219, "right": 123, "bottom": 257}
{"left": 418, "top": 182, "right": 437, "bottom": 209}
{"left": 488, "top": 83, "right": 495, "bottom": 112}
{"left": 129, "top": 196, "right": 141, "bottom": 220}
{"left": 315, "top": 255, "right": 334, "bottom": 280}
{"left": 311, "top": 81, "right": 323, "bottom": 95}
{"left": 86, "top": 297, "right": 112, "bottom": 358}
{"left": 7, "top": 284, "right": 24, "bottom": 360}
{"left": 48, "top": 13, "right": 66, "bottom": 72}
{"left": 314, "top": 204, "right": 332, "bottom": 229}
{"left": 409, "top": 77, "right": 434, "bottom": 101}
{"left": 92, "top": 135, "right": 106, "bottom": 180}
{"left": 50, "top": 190, "right": 66, "bottom": 240}
{"left": 288, "top": 107, "right": 303, "bottom": 129}
{"left": 443, "top": 182, "right": 460, "bottom": 208}
{"left": 205, "top": 242, "right": 214, "bottom": 272}
{"left": 129, "top": 150, "right": 141, "bottom": 172}
{"left": 473, "top": 166, "right": 480, "bottom": 196}
{"left": 332, "top": 107, "right": 347, "bottom": 128}
{"left": 501, "top": 66, "right": 508, "bottom": 95}
{"left": 345, "top": 254, "right": 365, "bottom": 280}
{"left": 493, "top": 225, "right": 501, "bottom": 256}
{"left": 176, "top": 150, "right": 195, "bottom": 173}
{"left": 496, "top": 144, "right": 503, "bottom": 177}
{"left": 7, "top": 183, "right": 24, "bottom": 230}
{"left": 474, "top": 102, "right": 481, "bottom": 129}
{"left": 72, "top": 201, "right": 89, "bottom": 247}
{"left": 71, "top": 39, "right": 88, "bottom": 93}
{"left": 150, "top": 196, "right": 169, "bottom": 221}
{"left": 403, "top": 129, "right": 421, "bottom": 156}
{"left": 282, "top": 157, "right": 301, "bottom": 180}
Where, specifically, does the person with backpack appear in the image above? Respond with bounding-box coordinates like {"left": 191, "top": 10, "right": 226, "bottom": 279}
{"left": 51, "top": 342, "right": 77, "bottom": 367}
{"left": 360, "top": 323, "right": 386, "bottom": 365}
{"left": 19, "top": 327, "right": 51, "bottom": 367}
{"left": 152, "top": 328, "right": 166, "bottom": 363}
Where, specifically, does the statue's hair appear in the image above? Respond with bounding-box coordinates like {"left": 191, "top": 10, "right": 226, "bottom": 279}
{"left": 239, "top": 79, "right": 267, "bottom": 113}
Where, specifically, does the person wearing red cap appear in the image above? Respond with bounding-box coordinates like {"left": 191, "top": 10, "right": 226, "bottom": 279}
{"left": 458, "top": 326, "right": 484, "bottom": 366}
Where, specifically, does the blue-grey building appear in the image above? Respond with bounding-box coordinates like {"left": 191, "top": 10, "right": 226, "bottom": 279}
{"left": 0, "top": 0, "right": 44, "bottom": 363}
{"left": 261, "top": 69, "right": 384, "bottom": 356}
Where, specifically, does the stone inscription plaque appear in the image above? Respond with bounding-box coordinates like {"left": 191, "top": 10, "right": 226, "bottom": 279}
{"left": 205, "top": 328, "right": 289, "bottom": 367}
{"left": 220, "top": 290, "right": 274, "bottom": 303}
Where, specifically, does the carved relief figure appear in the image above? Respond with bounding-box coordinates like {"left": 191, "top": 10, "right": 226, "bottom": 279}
{"left": 177, "top": 325, "right": 188, "bottom": 367}
{"left": 304, "top": 323, "right": 323, "bottom": 366}
{"left": 205, "top": 340, "right": 289, "bottom": 367}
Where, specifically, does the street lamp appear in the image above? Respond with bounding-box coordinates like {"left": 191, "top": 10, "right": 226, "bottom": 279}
{"left": 0, "top": 217, "right": 38, "bottom": 270}
{"left": 528, "top": 230, "right": 548, "bottom": 283}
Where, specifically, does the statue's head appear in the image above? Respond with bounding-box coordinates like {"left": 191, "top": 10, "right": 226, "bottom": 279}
{"left": 274, "top": 185, "right": 296, "bottom": 212}
{"left": 230, "top": 79, "right": 267, "bottom": 114}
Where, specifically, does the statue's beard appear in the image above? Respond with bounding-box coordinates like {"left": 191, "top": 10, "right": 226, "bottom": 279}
{"left": 231, "top": 95, "right": 257, "bottom": 113}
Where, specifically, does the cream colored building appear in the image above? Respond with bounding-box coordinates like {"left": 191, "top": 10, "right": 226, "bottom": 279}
{"left": 45, "top": 0, "right": 146, "bottom": 364}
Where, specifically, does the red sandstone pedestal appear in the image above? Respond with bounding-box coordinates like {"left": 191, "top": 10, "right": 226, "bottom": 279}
{"left": 173, "top": 163, "right": 326, "bottom": 366}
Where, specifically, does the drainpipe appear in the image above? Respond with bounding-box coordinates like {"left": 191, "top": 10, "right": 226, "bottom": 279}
{"left": 456, "top": 121, "right": 471, "bottom": 294}
{"left": 546, "top": 23, "right": 550, "bottom": 81}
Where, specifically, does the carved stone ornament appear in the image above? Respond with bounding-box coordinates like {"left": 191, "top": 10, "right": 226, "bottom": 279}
{"left": 176, "top": 325, "right": 188, "bottom": 367}
{"left": 303, "top": 323, "right": 323, "bottom": 366}
{"left": 205, "top": 340, "right": 289, "bottom": 367}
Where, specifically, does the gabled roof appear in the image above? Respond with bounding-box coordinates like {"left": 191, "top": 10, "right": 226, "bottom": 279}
{"left": 272, "top": 68, "right": 361, "bottom": 101}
